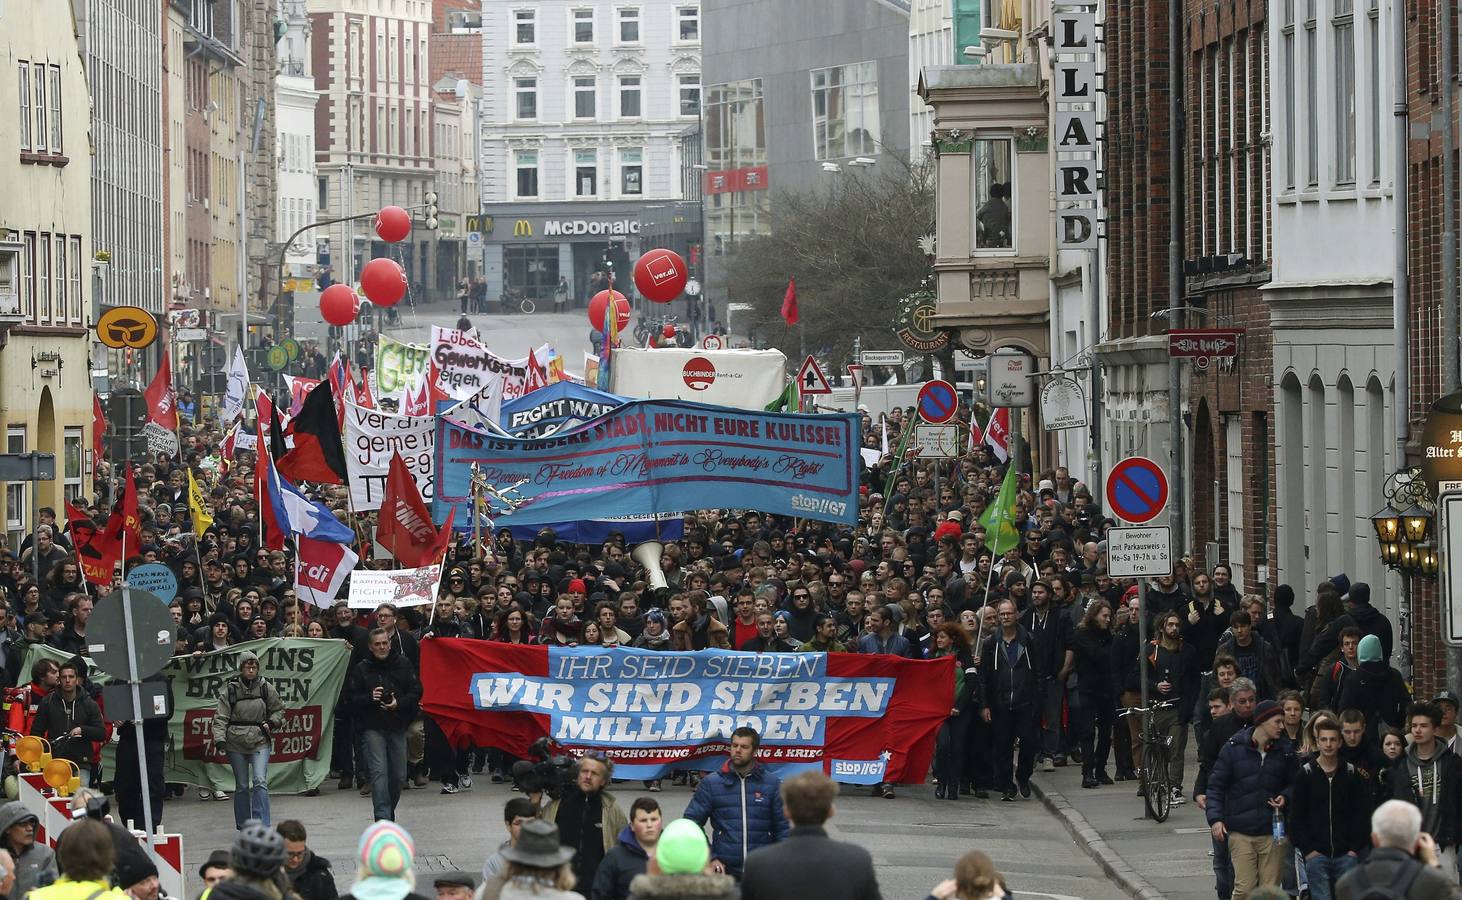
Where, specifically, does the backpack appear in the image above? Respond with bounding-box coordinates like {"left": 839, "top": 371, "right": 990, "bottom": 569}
{"left": 1345, "top": 860, "right": 1424, "bottom": 899}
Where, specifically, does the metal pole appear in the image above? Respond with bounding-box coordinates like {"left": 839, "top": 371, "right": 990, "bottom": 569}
{"left": 30, "top": 456, "right": 40, "bottom": 588}
{"left": 1137, "top": 580, "right": 1150, "bottom": 712}
{"left": 1438, "top": 0, "right": 1462, "bottom": 698}
{"left": 1167, "top": 0, "right": 1187, "bottom": 560}
{"left": 1393, "top": 0, "right": 1413, "bottom": 681}
{"left": 1090, "top": 248, "right": 1105, "bottom": 497}
{"left": 118, "top": 586, "right": 158, "bottom": 854}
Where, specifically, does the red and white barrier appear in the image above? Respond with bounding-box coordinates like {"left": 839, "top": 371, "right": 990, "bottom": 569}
{"left": 16, "top": 772, "right": 185, "bottom": 900}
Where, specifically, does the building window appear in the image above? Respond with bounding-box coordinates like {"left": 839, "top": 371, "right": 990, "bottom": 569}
{"left": 504, "top": 246, "right": 559, "bottom": 299}
{"left": 1334, "top": 0, "right": 1356, "bottom": 184}
{"left": 810, "top": 61, "right": 880, "bottom": 160}
{"left": 20, "top": 232, "right": 34, "bottom": 320}
{"left": 1282, "top": 0, "right": 1295, "bottom": 189}
{"left": 573, "top": 76, "right": 597, "bottom": 119}
{"left": 1368, "top": 0, "right": 1380, "bottom": 183}
{"left": 37, "top": 233, "right": 49, "bottom": 322}
{"left": 53, "top": 237, "right": 65, "bottom": 324}
{"left": 972, "top": 138, "right": 1014, "bottom": 251}
{"left": 48, "top": 65, "right": 60, "bottom": 153}
{"left": 618, "top": 7, "right": 640, "bottom": 43}
{"left": 17, "top": 63, "right": 29, "bottom": 152}
{"left": 515, "top": 150, "right": 539, "bottom": 197}
{"left": 575, "top": 149, "right": 598, "bottom": 197}
{"left": 619, "top": 75, "right": 642, "bottom": 118}
{"left": 677, "top": 5, "right": 699, "bottom": 41}
{"left": 515, "top": 77, "right": 538, "bottom": 120}
{"left": 572, "top": 8, "right": 594, "bottom": 43}
{"left": 1305, "top": 0, "right": 1318, "bottom": 186}
{"left": 63, "top": 427, "right": 83, "bottom": 504}
{"left": 514, "top": 9, "right": 536, "bottom": 44}
{"left": 620, "top": 148, "right": 643, "bottom": 195}
{"left": 32, "top": 62, "right": 47, "bottom": 154}
{"left": 5, "top": 426, "right": 24, "bottom": 547}
{"left": 678, "top": 73, "right": 701, "bottom": 116}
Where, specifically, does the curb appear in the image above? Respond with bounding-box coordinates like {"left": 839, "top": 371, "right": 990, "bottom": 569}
{"left": 1031, "top": 780, "right": 1168, "bottom": 900}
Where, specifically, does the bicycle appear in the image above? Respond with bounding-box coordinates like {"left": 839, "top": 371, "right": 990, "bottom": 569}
{"left": 1118, "top": 699, "right": 1177, "bottom": 822}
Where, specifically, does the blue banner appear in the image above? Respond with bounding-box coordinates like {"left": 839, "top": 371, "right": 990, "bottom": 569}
{"left": 500, "top": 382, "right": 628, "bottom": 437}
{"left": 505, "top": 514, "right": 685, "bottom": 545}
{"left": 433, "top": 399, "right": 860, "bottom": 525}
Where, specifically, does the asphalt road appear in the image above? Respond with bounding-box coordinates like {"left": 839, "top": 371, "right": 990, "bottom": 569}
{"left": 161, "top": 777, "right": 1129, "bottom": 900}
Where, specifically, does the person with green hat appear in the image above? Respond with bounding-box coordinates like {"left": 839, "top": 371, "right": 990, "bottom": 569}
{"left": 1335, "top": 633, "right": 1410, "bottom": 744}
{"left": 626, "top": 819, "right": 735, "bottom": 900}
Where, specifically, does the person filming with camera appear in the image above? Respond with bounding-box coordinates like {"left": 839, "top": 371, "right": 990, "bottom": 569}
{"left": 346, "top": 627, "right": 421, "bottom": 823}
{"left": 541, "top": 752, "right": 627, "bottom": 894}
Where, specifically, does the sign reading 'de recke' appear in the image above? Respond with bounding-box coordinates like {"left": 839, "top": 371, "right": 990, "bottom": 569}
{"left": 1107, "top": 526, "right": 1173, "bottom": 579}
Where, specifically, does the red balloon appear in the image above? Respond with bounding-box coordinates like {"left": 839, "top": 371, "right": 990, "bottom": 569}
{"left": 320, "top": 283, "right": 359, "bottom": 326}
{"left": 633, "top": 249, "right": 689, "bottom": 303}
{"left": 374, "top": 206, "right": 411, "bottom": 243}
{"left": 662, "top": 324, "right": 676, "bottom": 338}
{"left": 588, "top": 290, "right": 631, "bottom": 333}
{"left": 360, "top": 258, "right": 407, "bottom": 306}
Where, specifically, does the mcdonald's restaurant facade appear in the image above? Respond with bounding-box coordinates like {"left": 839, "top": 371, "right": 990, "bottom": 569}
{"left": 471, "top": 201, "right": 650, "bottom": 307}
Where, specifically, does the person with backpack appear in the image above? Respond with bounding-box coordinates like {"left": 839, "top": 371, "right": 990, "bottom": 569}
{"left": 1291, "top": 718, "right": 1372, "bottom": 900}
{"left": 1335, "top": 799, "right": 1458, "bottom": 899}
{"left": 212, "top": 650, "right": 285, "bottom": 829}
{"left": 1389, "top": 702, "right": 1462, "bottom": 881}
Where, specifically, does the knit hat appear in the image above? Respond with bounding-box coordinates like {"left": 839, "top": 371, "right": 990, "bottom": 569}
{"left": 1358, "top": 634, "right": 1384, "bottom": 665}
{"left": 116, "top": 849, "right": 158, "bottom": 889}
{"left": 1253, "top": 700, "right": 1283, "bottom": 727}
{"left": 352, "top": 821, "right": 416, "bottom": 900}
{"left": 656, "top": 819, "right": 710, "bottom": 875}
{"left": 1329, "top": 573, "right": 1352, "bottom": 598}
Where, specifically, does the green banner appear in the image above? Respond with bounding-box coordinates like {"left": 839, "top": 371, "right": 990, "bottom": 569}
{"left": 22, "top": 638, "right": 351, "bottom": 793}
{"left": 376, "top": 334, "right": 430, "bottom": 395}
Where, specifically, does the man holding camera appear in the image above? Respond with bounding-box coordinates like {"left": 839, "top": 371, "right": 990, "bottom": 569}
{"left": 346, "top": 628, "right": 421, "bottom": 823}
{"left": 542, "top": 753, "right": 628, "bottom": 893}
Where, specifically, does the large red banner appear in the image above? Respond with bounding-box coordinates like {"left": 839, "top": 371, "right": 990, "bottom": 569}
{"left": 421, "top": 640, "right": 950, "bottom": 784}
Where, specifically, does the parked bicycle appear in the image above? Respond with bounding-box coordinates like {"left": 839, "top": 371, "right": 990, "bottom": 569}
{"left": 1118, "top": 699, "right": 1178, "bottom": 822}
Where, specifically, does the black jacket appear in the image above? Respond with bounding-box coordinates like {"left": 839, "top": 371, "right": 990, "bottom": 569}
{"left": 1215, "top": 632, "right": 1288, "bottom": 700}
{"left": 1195, "top": 711, "right": 1251, "bottom": 796}
{"left": 1289, "top": 758, "right": 1372, "bottom": 857}
{"left": 1391, "top": 743, "right": 1462, "bottom": 847}
{"left": 591, "top": 826, "right": 648, "bottom": 900}
{"left": 1335, "top": 847, "right": 1459, "bottom": 900}
{"left": 980, "top": 626, "right": 1039, "bottom": 712}
{"left": 1143, "top": 639, "right": 1198, "bottom": 725}
{"left": 1018, "top": 605, "right": 1072, "bottom": 679}
{"left": 287, "top": 852, "right": 339, "bottom": 900}
{"left": 740, "top": 825, "right": 881, "bottom": 900}
{"left": 1183, "top": 597, "right": 1228, "bottom": 670}
{"left": 1336, "top": 661, "right": 1411, "bottom": 743}
{"left": 1348, "top": 601, "right": 1395, "bottom": 663}
{"left": 1071, "top": 627, "right": 1115, "bottom": 702}
{"left": 30, "top": 688, "right": 105, "bottom": 766}
{"left": 345, "top": 647, "right": 421, "bottom": 732}
{"left": 1271, "top": 606, "right": 1305, "bottom": 672}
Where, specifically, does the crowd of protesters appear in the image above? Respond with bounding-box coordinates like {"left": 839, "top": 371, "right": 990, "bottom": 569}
{"left": 5, "top": 401, "right": 1462, "bottom": 899}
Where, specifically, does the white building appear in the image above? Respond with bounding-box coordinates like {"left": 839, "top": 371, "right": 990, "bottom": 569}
{"left": 908, "top": 0, "right": 953, "bottom": 155}
{"left": 1266, "top": 0, "right": 1397, "bottom": 597}
{"left": 479, "top": 0, "right": 701, "bottom": 303}
{"left": 277, "top": 0, "right": 319, "bottom": 277}
{"left": 73, "top": 0, "right": 165, "bottom": 316}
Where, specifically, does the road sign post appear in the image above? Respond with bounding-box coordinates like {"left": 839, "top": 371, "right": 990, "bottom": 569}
{"left": 917, "top": 380, "right": 958, "bottom": 424}
{"left": 1106, "top": 457, "right": 1171, "bottom": 525}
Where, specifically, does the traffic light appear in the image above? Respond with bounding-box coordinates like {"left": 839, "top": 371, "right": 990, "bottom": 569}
{"left": 206, "top": 344, "right": 227, "bottom": 370}
{"left": 423, "top": 191, "right": 439, "bottom": 231}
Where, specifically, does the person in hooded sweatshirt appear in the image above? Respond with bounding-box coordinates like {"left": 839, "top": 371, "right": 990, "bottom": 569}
{"left": 1390, "top": 701, "right": 1462, "bottom": 878}
{"left": 0, "top": 802, "right": 56, "bottom": 899}
{"left": 1345, "top": 583, "right": 1394, "bottom": 665}
{"left": 1269, "top": 585, "right": 1305, "bottom": 675}
{"left": 1336, "top": 635, "right": 1411, "bottom": 744}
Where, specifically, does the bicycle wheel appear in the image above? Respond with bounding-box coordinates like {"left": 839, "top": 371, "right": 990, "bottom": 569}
{"left": 1143, "top": 740, "right": 1171, "bottom": 822}
{"left": 521, "top": 298, "right": 536, "bottom": 314}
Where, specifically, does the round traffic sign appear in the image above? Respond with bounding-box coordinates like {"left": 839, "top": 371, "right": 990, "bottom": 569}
{"left": 88, "top": 588, "right": 178, "bottom": 680}
{"left": 267, "top": 345, "right": 289, "bottom": 371}
{"left": 126, "top": 562, "right": 179, "bottom": 603}
{"left": 917, "top": 380, "right": 959, "bottom": 424}
{"left": 1106, "top": 456, "right": 1170, "bottom": 524}
{"left": 701, "top": 334, "right": 724, "bottom": 350}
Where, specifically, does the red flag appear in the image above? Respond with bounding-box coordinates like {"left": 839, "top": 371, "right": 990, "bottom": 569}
{"left": 82, "top": 467, "right": 140, "bottom": 585}
{"left": 983, "top": 408, "right": 1010, "bottom": 463}
{"left": 353, "top": 371, "right": 375, "bottom": 409}
{"left": 255, "top": 393, "right": 289, "bottom": 550}
{"left": 143, "top": 352, "right": 178, "bottom": 431}
{"left": 425, "top": 358, "right": 452, "bottom": 407}
{"left": 92, "top": 394, "right": 107, "bottom": 459}
{"left": 376, "top": 453, "right": 442, "bottom": 566}
{"left": 277, "top": 379, "right": 347, "bottom": 484}
{"left": 524, "top": 348, "right": 548, "bottom": 394}
{"left": 294, "top": 536, "right": 358, "bottom": 608}
{"left": 780, "top": 278, "right": 799, "bottom": 326}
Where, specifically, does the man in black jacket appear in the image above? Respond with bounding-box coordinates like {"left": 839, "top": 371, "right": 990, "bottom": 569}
{"left": 982, "top": 599, "right": 1039, "bottom": 801}
{"left": 347, "top": 627, "right": 422, "bottom": 822}
{"left": 1346, "top": 582, "right": 1393, "bottom": 664}
{"left": 30, "top": 659, "right": 104, "bottom": 786}
{"left": 591, "top": 797, "right": 661, "bottom": 900}
{"left": 1145, "top": 611, "right": 1197, "bottom": 806}
{"left": 1291, "top": 719, "right": 1370, "bottom": 900}
{"left": 1019, "top": 580, "right": 1073, "bottom": 771}
{"left": 277, "top": 820, "right": 338, "bottom": 900}
{"left": 1215, "top": 610, "right": 1287, "bottom": 701}
{"left": 1336, "top": 800, "right": 1458, "bottom": 899}
{"left": 740, "top": 771, "right": 881, "bottom": 900}
{"left": 1391, "top": 702, "right": 1462, "bottom": 875}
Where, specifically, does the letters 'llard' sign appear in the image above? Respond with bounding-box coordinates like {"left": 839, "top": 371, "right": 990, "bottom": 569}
{"left": 1054, "top": 7, "right": 1100, "bottom": 249}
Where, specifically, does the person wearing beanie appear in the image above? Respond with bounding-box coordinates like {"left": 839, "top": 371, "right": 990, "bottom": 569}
{"left": 340, "top": 822, "right": 430, "bottom": 900}
{"left": 626, "top": 819, "right": 735, "bottom": 900}
{"left": 1345, "top": 582, "right": 1394, "bottom": 663}
{"left": 1390, "top": 701, "right": 1462, "bottom": 873}
{"left": 212, "top": 649, "right": 285, "bottom": 829}
{"left": 116, "top": 850, "right": 159, "bottom": 900}
{"left": 1206, "top": 698, "right": 1298, "bottom": 899}
{"left": 1335, "top": 636, "right": 1412, "bottom": 745}
{"left": 630, "top": 609, "right": 674, "bottom": 651}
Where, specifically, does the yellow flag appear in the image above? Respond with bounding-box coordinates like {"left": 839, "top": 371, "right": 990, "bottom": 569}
{"left": 187, "top": 469, "right": 214, "bottom": 537}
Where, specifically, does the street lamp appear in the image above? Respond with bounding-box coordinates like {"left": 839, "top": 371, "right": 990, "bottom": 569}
{"left": 1401, "top": 504, "right": 1433, "bottom": 543}
{"left": 1371, "top": 503, "right": 1402, "bottom": 544}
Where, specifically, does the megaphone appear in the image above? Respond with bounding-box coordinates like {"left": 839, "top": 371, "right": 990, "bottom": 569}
{"left": 631, "top": 541, "right": 669, "bottom": 591}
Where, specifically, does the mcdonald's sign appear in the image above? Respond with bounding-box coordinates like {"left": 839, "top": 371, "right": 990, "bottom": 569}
{"left": 513, "top": 219, "right": 534, "bottom": 237}
{"left": 465, "top": 214, "right": 495, "bottom": 234}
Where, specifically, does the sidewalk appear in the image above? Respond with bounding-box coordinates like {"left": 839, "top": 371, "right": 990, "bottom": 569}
{"left": 1030, "top": 747, "right": 1222, "bottom": 900}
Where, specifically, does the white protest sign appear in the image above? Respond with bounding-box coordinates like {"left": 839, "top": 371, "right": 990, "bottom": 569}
{"left": 430, "top": 326, "right": 550, "bottom": 403}
{"left": 348, "top": 563, "right": 442, "bottom": 609}
{"left": 344, "top": 404, "right": 437, "bottom": 511}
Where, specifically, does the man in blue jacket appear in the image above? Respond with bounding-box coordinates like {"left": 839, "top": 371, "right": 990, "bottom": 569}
{"left": 684, "top": 727, "right": 789, "bottom": 879}
{"left": 1206, "top": 700, "right": 1299, "bottom": 900}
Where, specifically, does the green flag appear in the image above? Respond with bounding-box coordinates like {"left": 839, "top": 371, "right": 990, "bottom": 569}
{"left": 979, "top": 465, "right": 1022, "bottom": 554}
{"left": 764, "top": 379, "right": 798, "bottom": 412}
